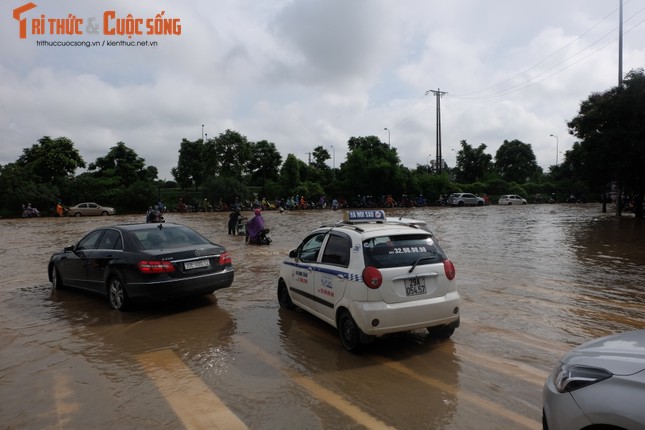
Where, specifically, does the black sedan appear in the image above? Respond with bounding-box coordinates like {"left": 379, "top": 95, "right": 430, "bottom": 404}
{"left": 48, "top": 223, "right": 234, "bottom": 310}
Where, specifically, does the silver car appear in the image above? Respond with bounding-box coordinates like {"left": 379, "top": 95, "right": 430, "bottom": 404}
{"left": 498, "top": 194, "right": 527, "bottom": 205}
{"left": 69, "top": 202, "right": 116, "bottom": 216}
{"left": 447, "top": 193, "right": 484, "bottom": 206}
{"left": 542, "top": 329, "right": 645, "bottom": 430}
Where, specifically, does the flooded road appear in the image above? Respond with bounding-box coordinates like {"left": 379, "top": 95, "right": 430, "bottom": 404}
{"left": 1, "top": 204, "right": 644, "bottom": 429}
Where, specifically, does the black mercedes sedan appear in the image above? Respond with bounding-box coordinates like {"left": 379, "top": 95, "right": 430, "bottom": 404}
{"left": 48, "top": 223, "right": 234, "bottom": 310}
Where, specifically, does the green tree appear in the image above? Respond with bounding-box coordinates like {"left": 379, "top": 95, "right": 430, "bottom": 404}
{"left": 494, "top": 139, "right": 540, "bottom": 183}
{"left": 567, "top": 68, "right": 645, "bottom": 217}
{"left": 307, "top": 145, "right": 332, "bottom": 184}
{"left": 279, "top": 153, "right": 303, "bottom": 195}
{"left": 0, "top": 162, "right": 58, "bottom": 216}
{"left": 453, "top": 140, "right": 492, "bottom": 183}
{"left": 340, "top": 135, "right": 404, "bottom": 198}
{"left": 80, "top": 142, "right": 158, "bottom": 211}
{"left": 206, "top": 130, "right": 252, "bottom": 180}
{"left": 89, "top": 142, "right": 155, "bottom": 187}
{"left": 17, "top": 136, "right": 85, "bottom": 187}
{"left": 172, "top": 138, "right": 205, "bottom": 189}
{"left": 311, "top": 146, "right": 331, "bottom": 170}
{"left": 248, "top": 140, "right": 282, "bottom": 189}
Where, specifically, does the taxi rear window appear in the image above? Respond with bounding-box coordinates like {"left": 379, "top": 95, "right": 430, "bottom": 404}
{"left": 362, "top": 234, "right": 445, "bottom": 269}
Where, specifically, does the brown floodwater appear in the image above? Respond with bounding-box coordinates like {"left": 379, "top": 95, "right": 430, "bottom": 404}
{"left": 1, "top": 204, "right": 644, "bottom": 429}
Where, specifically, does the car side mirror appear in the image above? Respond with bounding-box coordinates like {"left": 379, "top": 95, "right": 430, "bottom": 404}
{"left": 65, "top": 245, "right": 74, "bottom": 252}
{"left": 289, "top": 249, "right": 297, "bottom": 258}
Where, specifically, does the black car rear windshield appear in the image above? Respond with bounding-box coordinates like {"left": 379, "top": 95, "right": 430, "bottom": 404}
{"left": 362, "top": 234, "right": 446, "bottom": 269}
{"left": 132, "top": 226, "right": 211, "bottom": 250}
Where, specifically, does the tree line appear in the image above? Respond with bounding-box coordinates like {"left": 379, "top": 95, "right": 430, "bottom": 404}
{"left": 1, "top": 69, "right": 643, "bottom": 218}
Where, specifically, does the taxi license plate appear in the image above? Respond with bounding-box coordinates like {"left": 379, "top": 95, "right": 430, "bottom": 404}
{"left": 404, "top": 277, "right": 426, "bottom": 296}
{"left": 184, "top": 259, "right": 210, "bottom": 270}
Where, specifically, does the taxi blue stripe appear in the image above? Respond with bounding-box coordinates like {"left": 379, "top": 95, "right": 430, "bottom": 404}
{"left": 283, "top": 261, "right": 362, "bottom": 282}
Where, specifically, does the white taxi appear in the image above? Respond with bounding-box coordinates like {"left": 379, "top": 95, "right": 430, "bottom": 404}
{"left": 278, "top": 210, "right": 460, "bottom": 352}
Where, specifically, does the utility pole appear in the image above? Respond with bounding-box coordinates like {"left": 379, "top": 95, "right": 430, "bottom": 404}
{"left": 426, "top": 88, "right": 447, "bottom": 174}
{"left": 619, "top": 0, "right": 623, "bottom": 86}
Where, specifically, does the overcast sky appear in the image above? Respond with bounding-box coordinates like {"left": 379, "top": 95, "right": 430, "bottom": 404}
{"left": 2, "top": 0, "right": 644, "bottom": 180}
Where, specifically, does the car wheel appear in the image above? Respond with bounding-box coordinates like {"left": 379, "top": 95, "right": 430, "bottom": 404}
{"left": 338, "top": 310, "right": 363, "bottom": 353}
{"left": 50, "top": 265, "right": 65, "bottom": 289}
{"left": 101, "top": 211, "right": 108, "bottom": 216}
{"left": 74, "top": 212, "right": 82, "bottom": 217}
{"left": 457, "top": 201, "right": 464, "bottom": 207}
{"left": 507, "top": 202, "right": 512, "bottom": 205}
{"left": 107, "top": 276, "right": 129, "bottom": 311}
{"left": 277, "top": 280, "right": 295, "bottom": 310}
{"left": 427, "top": 324, "right": 456, "bottom": 339}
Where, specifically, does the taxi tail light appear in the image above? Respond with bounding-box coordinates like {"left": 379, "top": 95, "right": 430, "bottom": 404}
{"left": 362, "top": 266, "right": 383, "bottom": 289}
{"left": 443, "top": 259, "right": 456, "bottom": 280}
{"left": 138, "top": 260, "right": 175, "bottom": 274}
{"left": 219, "top": 251, "right": 232, "bottom": 265}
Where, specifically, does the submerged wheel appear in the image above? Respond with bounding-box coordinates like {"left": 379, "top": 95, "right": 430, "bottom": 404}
{"left": 107, "top": 276, "right": 129, "bottom": 311}
{"left": 338, "top": 310, "right": 363, "bottom": 353}
{"left": 277, "top": 280, "right": 295, "bottom": 310}
{"left": 50, "top": 265, "right": 64, "bottom": 290}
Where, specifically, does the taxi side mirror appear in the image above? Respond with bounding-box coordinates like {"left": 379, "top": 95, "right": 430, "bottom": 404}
{"left": 289, "top": 249, "right": 297, "bottom": 258}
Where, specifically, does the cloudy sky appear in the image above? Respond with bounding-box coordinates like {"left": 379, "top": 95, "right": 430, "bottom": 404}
{"left": 2, "top": 0, "right": 644, "bottom": 180}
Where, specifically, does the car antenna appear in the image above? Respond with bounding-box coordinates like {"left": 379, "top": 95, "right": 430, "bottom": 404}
{"left": 157, "top": 223, "right": 164, "bottom": 229}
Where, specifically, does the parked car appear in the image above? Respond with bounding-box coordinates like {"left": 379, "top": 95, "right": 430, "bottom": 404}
{"left": 542, "top": 329, "right": 645, "bottom": 430}
{"left": 68, "top": 202, "right": 116, "bottom": 216}
{"left": 447, "top": 193, "right": 485, "bottom": 206}
{"left": 498, "top": 194, "right": 527, "bottom": 205}
{"left": 278, "top": 210, "right": 460, "bottom": 352}
{"left": 48, "top": 223, "right": 234, "bottom": 310}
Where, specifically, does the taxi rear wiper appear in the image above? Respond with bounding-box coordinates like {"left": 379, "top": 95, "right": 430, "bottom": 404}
{"left": 409, "top": 256, "right": 434, "bottom": 273}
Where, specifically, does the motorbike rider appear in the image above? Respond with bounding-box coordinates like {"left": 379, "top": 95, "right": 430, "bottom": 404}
{"left": 245, "top": 208, "right": 269, "bottom": 244}
{"left": 228, "top": 207, "right": 245, "bottom": 235}
{"left": 146, "top": 205, "right": 164, "bottom": 223}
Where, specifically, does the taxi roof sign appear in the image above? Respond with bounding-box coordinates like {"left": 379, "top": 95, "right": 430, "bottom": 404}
{"left": 343, "top": 210, "right": 386, "bottom": 223}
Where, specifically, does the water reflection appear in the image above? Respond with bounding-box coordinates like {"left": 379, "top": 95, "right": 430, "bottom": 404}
{"left": 2, "top": 205, "right": 645, "bottom": 428}
{"left": 276, "top": 306, "right": 460, "bottom": 428}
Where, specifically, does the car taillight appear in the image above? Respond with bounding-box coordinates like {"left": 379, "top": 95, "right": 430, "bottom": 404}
{"left": 218, "top": 251, "right": 232, "bottom": 265}
{"left": 362, "top": 266, "right": 382, "bottom": 289}
{"left": 443, "top": 259, "right": 455, "bottom": 280}
{"left": 138, "top": 260, "right": 175, "bottom": 273}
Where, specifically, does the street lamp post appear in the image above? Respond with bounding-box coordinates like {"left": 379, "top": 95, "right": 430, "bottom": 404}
{"left": 331, "top": 145, "right": 335, "bottom": 179}
{"left": 427, "top": 154, "right": 432, "bottom": 173}
{"left": 202, "top": 124, "right": 204, "bottom": 142}
{"left": 550, "top": 134, "right": 559, "bottom": 166}
{"left": 384, "top": 127, "right": 390, "bottom": 145}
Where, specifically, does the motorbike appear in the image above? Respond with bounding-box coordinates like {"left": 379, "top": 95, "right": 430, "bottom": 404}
{"left": 246, "top": 228, "right": 271, "bottom": 245}
{"left": 236, "top": 218, "right": 246, "bottom": 236}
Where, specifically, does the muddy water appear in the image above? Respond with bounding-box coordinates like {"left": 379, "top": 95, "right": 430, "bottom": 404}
{"left": 1, "top": 205, "right": 644, "bottom": 429}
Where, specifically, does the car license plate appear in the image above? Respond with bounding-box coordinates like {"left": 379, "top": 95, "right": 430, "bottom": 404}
{"left": 184, "top": 259, "right": 210, "bottom": 270}
{"left": 404, "top": 277, "right": 426, "bottom": 296}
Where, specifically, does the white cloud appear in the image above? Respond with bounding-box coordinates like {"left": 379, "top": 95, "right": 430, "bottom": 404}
{"left": 1, "top": 0, "right": 644, "bottom": 182}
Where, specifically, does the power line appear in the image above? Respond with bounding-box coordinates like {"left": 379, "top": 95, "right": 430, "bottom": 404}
{"left": 452, "top": 3, "right": 645, "bottom": 101}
